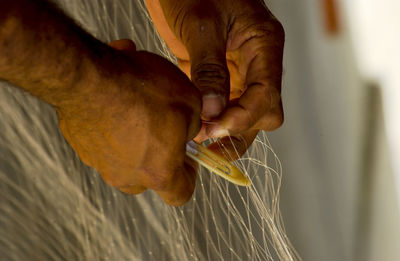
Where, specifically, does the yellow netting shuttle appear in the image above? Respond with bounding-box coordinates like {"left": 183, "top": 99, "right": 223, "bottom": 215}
{"left": 186, "top": 140, "right": 251, "bottom": 187}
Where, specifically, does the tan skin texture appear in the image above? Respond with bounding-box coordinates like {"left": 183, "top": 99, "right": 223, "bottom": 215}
{"left": 59, "top": 40, "right": 202, "bottom": 206}
{"left": 0, "top": 0, "right": 201, "bottom": 206}
{"left": 0, "top": 0, "right": 284, "bottom": 206}
{"left": 146, "top": 0, "right": 285, "bottom": 160}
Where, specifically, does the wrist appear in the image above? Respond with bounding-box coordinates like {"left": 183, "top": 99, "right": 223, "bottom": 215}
{"left": 0, "top": 0, "right": 135, "bottom": 113}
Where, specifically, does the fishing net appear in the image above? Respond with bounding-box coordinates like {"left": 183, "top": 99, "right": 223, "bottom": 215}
{"left": 0, "top": 1, "right": 300, "bottom": 260}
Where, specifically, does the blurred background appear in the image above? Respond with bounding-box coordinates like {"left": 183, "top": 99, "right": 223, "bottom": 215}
{"left": 266, "top": 0, "right": 400, "bottom": 260}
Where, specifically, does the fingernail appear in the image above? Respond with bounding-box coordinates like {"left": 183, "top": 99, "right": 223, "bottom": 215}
{"left": 209, "top": 127, "right": 229, "bottom": 138}
{"left": 202, "top": 94, "right": 225, "bottom": 120}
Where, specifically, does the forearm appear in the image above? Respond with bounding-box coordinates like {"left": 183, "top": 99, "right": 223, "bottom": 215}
{"left": 0, "top": 0, "right": 109, "bottom": 107}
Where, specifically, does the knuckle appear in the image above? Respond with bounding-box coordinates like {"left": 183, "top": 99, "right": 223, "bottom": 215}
{"left": 243, "top": 113, "right": 256, "bottom": 130}
{"left": 149, "top": 172, "right": 176, "bottom": 191}
{"left": 78, "top": 153, "right": 92, "bottom": 167}
{"left": 272, "top": 111, "right": 284, "bottom": 129}
{"left": 255, "top": 101, "right": 284, "bottom": 131}
{"left": 252, "top": 18, "right": 285, "bottom": 45}
{"left": 119, "top": 186, "right": 146, "bottom": 195}
{"left": 102, "top": 176, "right": 116, "bottom": 187}
{"left": 167, "top": 193, "right": 193, "bottom": 207}
{"left": 73, "top": 146, "right": 93, "bottom": 167}
{"left": 165, "top": 186, "right": 194, "bottom": 207}
{"left": 269, "top": 19, "right": 285, "bottom": 41}
{"left": 191, "top": 62, "right": 230, "bottom": 96}
{"left": 267, "top": 110, "right": 284, "bottom": 131}
{"left": 100, "top": 170, "right": 130, "bottom": 189}
{"left": 224, "top": 106, "right": 253, "bottom": 134}
{"left": 102, "top": 176, "right": 123, "bottom": 188}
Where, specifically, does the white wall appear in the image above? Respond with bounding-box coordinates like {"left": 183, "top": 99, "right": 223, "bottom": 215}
{"left": 267, "top": 0, "right": 400, "bottom": 260}
{"left": 345, "top": 0, "right": 400, "bottom": 202}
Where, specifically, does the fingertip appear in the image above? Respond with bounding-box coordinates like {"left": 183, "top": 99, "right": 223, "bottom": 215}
{"left": 256, "top": 105, "right": 284, "bottom": 131}
{"left": 207, "top": 126, "right": 230, "bottom": 139}
{"left": 208, "top": 106, "right": 254, "bottom": 137}
{"left": 162, "top": 196, "right": 190, "bottom": 207}
{"left": 268, "top": 111, "right": 284, "bottom": 130}
{"left": 159, "top": 185, "right": 194, "bottom": 206}
{"left": 109, "top": 39, "right": 137, "bottom": 52}
{"left": 157, "top": 163, "right": 197, "bottom": 207}
{"left": 193, "top": 123, "right": 208, "bottom": 143}
{"left": 201, "top": 94, "right": 226, "bottom": 120}
{"left": 205, "top": 108, "right": 240, "bottom": 138}
{"left": 207, "top": 129, "right": 258, "bottom": 161}
{"left": 118, "top": 186, "right": 147, "bottom": 195}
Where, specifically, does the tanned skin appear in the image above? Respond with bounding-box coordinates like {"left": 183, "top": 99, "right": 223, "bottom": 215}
{"left": 0, "top": 0, "right": 201, "bottom": 206}
{"left": 0, "top": 0, "right": 284, "bottom": 205}
{"left": 146, "top": 0, "right": 285, "bottom": 159}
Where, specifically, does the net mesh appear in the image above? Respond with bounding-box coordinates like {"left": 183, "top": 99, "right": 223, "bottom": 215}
{"left": 0, "top": 1, "right": 300, "bottom": 260}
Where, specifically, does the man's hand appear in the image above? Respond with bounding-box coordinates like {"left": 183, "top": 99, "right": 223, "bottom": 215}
{"left": 146, "top": 0, "right": 284, "bottom": 159}
{"left": 57, "top": 40, "right": 201, "bottom": 206}
{"left": 0, "top": 0, "right": 202, "bottom": 206}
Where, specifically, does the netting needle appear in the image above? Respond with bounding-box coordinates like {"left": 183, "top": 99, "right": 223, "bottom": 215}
{"left": 186, "top": 141, "right": 251, "bottom": 187}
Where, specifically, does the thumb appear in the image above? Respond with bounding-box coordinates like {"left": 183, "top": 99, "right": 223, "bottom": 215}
{"left": 181, "top": 8, "right": 230, "bottom": 120}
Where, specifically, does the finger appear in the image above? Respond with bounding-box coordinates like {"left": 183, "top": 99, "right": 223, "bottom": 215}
{"left": 145, "top": 0, "right": 189, "bottom": 59}
{"left": 98, "top": 167, "right": 145, "bottom": 193}
{"left": 193, "top": 120, "right": 221, "bottom": 143}
{"left": 193, "top": 121, "right": 209, "bottom": 143}
{"left": 208, "top": 22, "right": 284, "bottom": 137}
{"left": 154, "top": 158, "right": 197, "bottom": 206}
{"left": 109, "top": 39, "right": 137, "bottom": 54}
{"left": 118, "top": 185, "right": 147, "bottom": 195}
{"left": 207, "top": 83, "right": 283, "bottom": 137}
{"left": 178, "top": 5, "right": 230, "bottom": 120}
{"left": 207, "top": 129, "right": 259, "bottom": 161}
